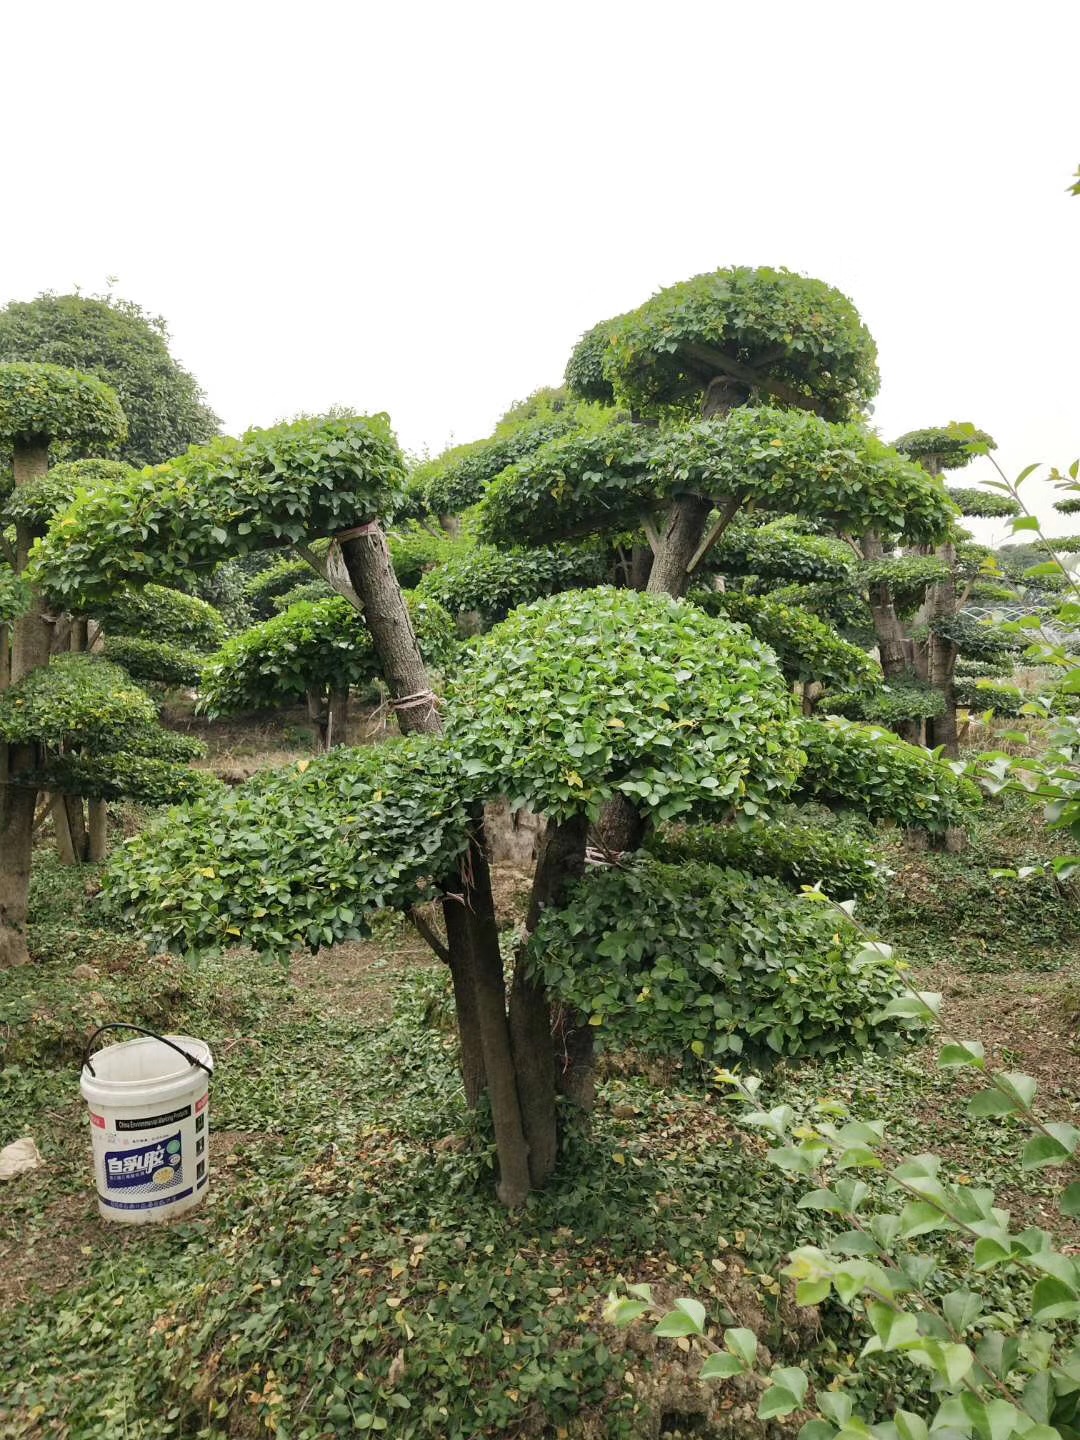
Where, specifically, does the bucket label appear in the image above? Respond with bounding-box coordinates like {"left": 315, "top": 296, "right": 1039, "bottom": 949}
{"left": 115, "top": 1104, "right": 191, "bottom": 1133}
{"left": 105, "top": 1131, "right": 184, "bottom": 1193}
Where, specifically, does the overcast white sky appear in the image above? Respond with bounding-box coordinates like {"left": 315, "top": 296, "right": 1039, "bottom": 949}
{"left": 3, "top": 1, "right": 1077, "bottom": 538}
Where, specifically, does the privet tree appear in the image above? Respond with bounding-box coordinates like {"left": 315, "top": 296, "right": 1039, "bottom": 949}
{"left": 0, "top": 291, "right": 220, "bottom": 468}
{"left": 0, "top": 363, "right": 128, "bottom": 965}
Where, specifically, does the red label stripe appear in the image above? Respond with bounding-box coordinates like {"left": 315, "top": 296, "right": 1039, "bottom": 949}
{"left": 90, "top": 1112, "right": 106, "bottom": 1128}
{"left": 195, "top": 1094, "right": 209, "bottom": 1114}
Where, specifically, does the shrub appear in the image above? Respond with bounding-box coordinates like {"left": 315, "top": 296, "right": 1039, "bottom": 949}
{"left": 100, "top": 737, "right": 476, "bottom": 956}
{"left": 692, "top": 588, "right": 880, "bottom": 690}
{"left": 0, "top": 653, "right": 156, "bottom": 747}
{"left": 415, "top": 542, "right": 607, "bottom": 625}
{"left": 90, "top": 582, "right": 226, "bottom": 650}
{"left": 954, "top": 677, "right": 1025, "bottom": 715}
{"left": 529, "top": 856, "right": 912, "bottom": 1063}
{"left": 244, "top": 556, "right": 314, "bottom": 617}
{"left": 860, "top": 553, "right": 953, "bottom": 613}
{"left": 387, "top": 525, "right": 460, "bottom": 588}
{"left": 198, "top": 591, "right": 455, "bottom": 717}
{"left": 826, "top": 679, "right": 946, "bottom": 728}
{"left": 795, "top": 716, "right": 980, "bottom": 830}
{"left": 101, "top": 634, "right": 203, "bottom": 688}
{"left": 708, "top": 521, "right": 857, "bottom": 584}
{"left": 446, "top": 586, "right": 804, "bottom": 822}
{"left": 1, "top": 458, "right": 134, "bottom": 532}
{"left": 648, "top": 816, "right": 880, "bottom": 899}
{"left": 0, "top": 361, "right": 128, "bottom": 450}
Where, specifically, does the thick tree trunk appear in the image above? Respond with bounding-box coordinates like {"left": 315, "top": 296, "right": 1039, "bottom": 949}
{"left": 521, "top": 813, "right": 591, "bottom": 1129}
{"left": 52, "top": 793, "right": 88, "bottom": 864}
{"left": 338, "top": 521, "right": 532, "bottom": 1204}
{"left": 327, "top": 689, "right": 349, "bottom": 748}
{"left": 646, "top": 494, "right": 714, "bottom": 599}
{"left": 629, "top": 545, "right": 654, "bottom": 590}
{"left": 0, "top": 750, "right": 35, "bottom": 967}
{"left": 88, "top": 800, "right": 108, "bottom": 863}
{"left": 447, "top": 946, "right": 486, "bottom": 1109}
{"left": 592, "top": 793, "right": 646, "bottom": 854}
{"left": 861, "top": 534, "right": 915, "bottom": 684}
{"left": 1, "top": 441, "right": 50, "bottom": 967}
{"left": 444, "top": 821, "right": 532, "bottom": 1206}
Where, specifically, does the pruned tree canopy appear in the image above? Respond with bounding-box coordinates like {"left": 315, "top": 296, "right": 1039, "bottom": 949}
{"left": 446, "top": 586, "right": 803, "bottom": 822}
{"left": 32, "top": 413, "right": 407, "bottom": 603}
{"left": 0, "top": 362, "right": 127, "bottom": 452}
{"left": 570, "top": 267, "right": 880, "bottom": 420}
{"left": 0, "top": 292, "right": 219, "bottom": 467}
{"left": 893, "top": 425, "right": 995, "bottom": 472}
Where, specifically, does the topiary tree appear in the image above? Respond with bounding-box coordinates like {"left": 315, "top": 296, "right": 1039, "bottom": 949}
{"left": 0, "top": 291, "right": 220, "bottom": 467}
{"left": 0, "top": 364, "right": 128, "bottom": 964}
{"left": 198, "top": 591, "right": 455, "bottom": 747}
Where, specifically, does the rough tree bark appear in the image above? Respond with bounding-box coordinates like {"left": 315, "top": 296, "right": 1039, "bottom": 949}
{"left": 0, "top": 440, "right": 51, "bottom": 968}
{"left": 861, "top": 533, "right": 917, "bottom": 689}
{"left": 338, "top": 523, "right": 533, "bottom": 1205}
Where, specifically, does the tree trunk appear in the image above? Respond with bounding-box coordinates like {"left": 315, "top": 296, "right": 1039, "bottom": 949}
{"left": 630, "top": 544, "right": 654, "bottom": 590}
{"left": 592, "top": 793, "right": 646, "bottom": 854}
{"left": 0, "top": 441, "right": 50, "bottom": 968}
{"left": 327, "top": 689, "right": 349, "bottom": 748}
{"left": 646, "top": 494, "right": 714, "bottom": 599}
{"left": 860, "top": 534, "right": 913, "bottom": 683}
{"left": 52, "top": 793, "right": 88, "bottom": 864}
{"left": 88, "top": 800, "right": 108, "bottom": 863}
{"left": 0, "top": 750, "right": 35, "bottom": 967}
{"left": 520, "top": 813, "right": 591, "bottom": 1133}
{"left": 447, "top": 946, "right": 486, "bottom": 1109}
{"left": 338, "top": 522, "right": 532, "bottom": 1204}
{"left": 70, "top": 617, "right": 89, "bottom": 653}
{"left": 443, "top": 820, "right": 532, "bottom": 1206}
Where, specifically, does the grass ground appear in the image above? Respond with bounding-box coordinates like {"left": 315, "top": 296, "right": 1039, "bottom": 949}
{"left": 1, "top": 758, "right": 1078, "bottom": 1439}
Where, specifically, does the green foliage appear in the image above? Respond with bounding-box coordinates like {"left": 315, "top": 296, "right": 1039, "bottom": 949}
{"left": 90, "top": 582, "right": 226, "bottom": 649}
{"left": 1, "top": 458, "right": 135, "bottom": 533}
{"left": 101, "top": 737, "right": 476, "bottom": 956}
{"left": 412, "top": 395, "right": 614, "bottom": 518}
{"left": 955, "top": 655, "right": 1014, "bottom": 677}
{"left": 0, "top": 291, "right": 219, "bottom": 466}
{"left": 795, "top": 716, "right": 980, "bottom": 830}
{"left": 648, "top": 815, "right": 880, "bottom": 899}
{"left": 21, "top": 750, "right": 219, "bottom": 805}
{"left": 530, "top": 856, "right": 910, "bottom": 1062}
{"left": 598, "top": 266, "right": 880, "bottom": 419}
{"left": 415, "top": 542, "right": 607, "bottom": 625}
{"left": 766, "top": 578, "right": 877, "bottom": 643}
{"left": 927, "top": 612, "right": 1025, "bottom": 661}
{"left": 947, "top": 485, "right": 1021, "bottom": 518}
{"left": 827, "top": 679, "right": 946, "bottom": 727}
{"left": 632, "top": 1044, "right": 1080, "bottom": 1440}
{"left": 693, "top": 587, "right": 880, "bottom": 689}
{"left": 654, "top": 407, "right": 957, "bottom": 544}
{"left": 954, "top": 677, "right": 1025, "bottom": 716}
{"left": 0, "top": 653, "right": 156, "bottom": 747}
{"left": 199, "top": 592, "right": 454, "bottom": 717}
{"left": 861, "top": 553, "right": 952, "bottom": 613}
{"left": 709, "top": 520, "right": 857, "bottom": 584}
{"left": 243, "top": 556, "right": 314, "bottom": 617}
{"left": 0, "top": 362, "right": 127, "bottom": 451}
{"left": 387, "top": 525, "right": 459, "bottom": 588}
{"left": 271, "top": 578, "right": 334, "bottom": 611}
{"left": 101, "top": 634, "right": 204, "bottom": 688}
{"left": 893, "top": 424, "right": 995, "bottom": 471}
{"left": 478, "top": 424, "right": 657, "bottom": 545}
{"left": 1053, "top": 495, "right": 1080, "bottom": 514}
{"left": 564, "top": 321, "right": 620, "bottom": 403}
{"left": 447, "top": 586, "right": 804, "bottom": 822}
{"left": 0, "top": 565, "right": 32, "bottom": 623}
{"left": 33, "top": 413, "right": 407, "bottom": 604}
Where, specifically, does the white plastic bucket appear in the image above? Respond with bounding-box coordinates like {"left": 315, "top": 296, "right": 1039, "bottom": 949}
{"left": 80, "top": 1026, "right": 214, "bottom": 1225}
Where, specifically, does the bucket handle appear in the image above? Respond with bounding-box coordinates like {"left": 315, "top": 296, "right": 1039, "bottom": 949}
{"left": 81, "top": 1023, "right": 213, "bottom": 1079}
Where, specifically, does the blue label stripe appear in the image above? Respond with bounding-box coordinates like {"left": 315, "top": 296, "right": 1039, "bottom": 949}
{"left": 99, "top": 1186, "right": 194, "bottom": 1212}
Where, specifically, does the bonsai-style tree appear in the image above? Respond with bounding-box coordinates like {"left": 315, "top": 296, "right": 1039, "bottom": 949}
{"left": 0, "top": 291, "right": 220, "bottom": 467}
{"left": 199, "top": 591, "right": 455, "bottom": 748}
{"left": 0, "top": 363, "right": 128, "bottom": 964}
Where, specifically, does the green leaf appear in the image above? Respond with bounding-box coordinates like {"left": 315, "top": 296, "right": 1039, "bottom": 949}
{"left": 865, "top": 1301, "right": 920, "bottom": 1352}
{"left": 1060, "top": 1181, "right": 1080, "bottom": 1217}
{"left": 1022, "top": 1130, "right": 1077, "bottom": 1170}
{"left": 700, "top": 1351, "right": 745, "bottom": 1380}
{"left": 818, "top": 1392, "right": 854, "bottom": 1427}
{"left": 609, "top": 1299, "right": 651, "bottom": 1326}
{"left": 1031, "top": 1275, "right": 1080, "bottom": 1320}
{"left": 672, "top": 1297, "right": 707, "bottom": 1333}
{"left": 898, "top": 1201, "right": 951, "bottom": 1238}
{"left": 653, "top": 1310, "right": 701, "bottom": 1338}
{"left": 939, "top": 1041, "right": 985, "bottom": 1069}
{"left": 893, "top": 1410, "right": 929, "bottom": 1440}
{"left": 942, "top": 1290, "right": 983, "bottom": 1334}
{"left": 968, "top": 1090, "right": 1020, "bottom": 1118}
{"left": 724, "top": 1327, "right": 758, "bottom": 1368}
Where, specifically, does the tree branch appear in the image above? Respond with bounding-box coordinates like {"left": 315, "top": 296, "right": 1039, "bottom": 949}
{"left": 686, "top": 494, "right": 745, "bottom": 575}
{"left": 408, "top": 906, "right": 450, "bottom": 963}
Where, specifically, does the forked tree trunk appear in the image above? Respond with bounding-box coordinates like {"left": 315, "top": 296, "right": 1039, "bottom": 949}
{"left": 861, "top": 533, "right": 914, "bottom": 684}
{"left": 1, "top": 440, "right": 50, "bottom": 968}
{"left": 338, "top": 523, "right": 533, "bottom": 1205}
